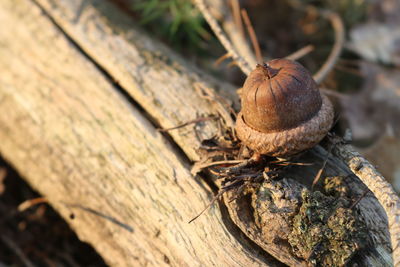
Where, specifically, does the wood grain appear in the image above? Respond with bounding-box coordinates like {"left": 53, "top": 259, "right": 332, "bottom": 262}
{"left": 0, "top": 0, "right": 396, "bottom": 266}
{"left": 0, "top": 0, "right": 273, "bottom": 266}
{"left": 36, "top": 0, "right": 240, "bottom": 162}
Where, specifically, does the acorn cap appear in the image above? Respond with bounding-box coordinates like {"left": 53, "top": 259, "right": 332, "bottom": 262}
{"left": 235, "top": 59, "right": 334, "bottom": 157}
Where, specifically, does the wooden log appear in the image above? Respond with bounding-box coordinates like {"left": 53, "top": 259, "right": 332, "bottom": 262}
{"left": 0, "top": 0, "right": 274, "bottom": 266}
{"left": 0, "top": 0, "right": 395, "bottom": 266}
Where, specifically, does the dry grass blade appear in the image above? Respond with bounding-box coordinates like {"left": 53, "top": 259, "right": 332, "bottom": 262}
{"left": 190, "top": 170, "right": 262, "bottom": 223}
{"left": 194, "top": 159, "right": 246, "bottom": 170}
{"left": 241, "top": 9, "right": 263, "bottom": 64}
{"left": 349, "top": 189, "right": 369, "bottom": 209}
{"left": 311, "top": 155, "right": 329, "bottom": 190}
{"left": 157, "top": 115, "right": 218, "bottom": 132}
{"left": 188, "top": 190, "right": 224, "bottom": 223}
{"left": 286, "top": 45, "right": 314, "bottom": 61}
{"left": 312, "top": 143, "right": 334, "bottom": 190}
{"left": 320, "top": 88, "right": 348, "bottom": 99}
{"left": 192, "top": 0, "right": 252, "bottom": 75}
{"left": 229, "top": 0, "right": 244, "bottom": 38}
{"left": 18, "top": 197, "right": 48, "bottom": 212}
{"left": 214, "top": 52, "right": 231, "bottom": 66}
{"left": 313, "top": 10, "right": 345, "bottom": 84}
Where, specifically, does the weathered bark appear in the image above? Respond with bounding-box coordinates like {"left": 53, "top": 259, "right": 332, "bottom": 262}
{"left": 0, "top": 0, "right": 395, "bottom": 266}
{"left": 0, "top": 0, "right": 271, "bottom": 266}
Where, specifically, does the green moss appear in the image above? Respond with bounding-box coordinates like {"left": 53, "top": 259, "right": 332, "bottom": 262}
{"left": 288, "top": 190, "right": 366, "bottom": 266}
{"left": 324, "top": 176, "right": 349, "bottom": 198}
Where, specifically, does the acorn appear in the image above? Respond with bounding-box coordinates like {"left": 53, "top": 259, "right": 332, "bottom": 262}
{"left": 235, "top": 58, "right": 334, "bottom": 157}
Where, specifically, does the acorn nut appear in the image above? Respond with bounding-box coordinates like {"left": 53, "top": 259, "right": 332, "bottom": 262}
{"left": 235, "top": 58, "right": 334, "bottom": 157}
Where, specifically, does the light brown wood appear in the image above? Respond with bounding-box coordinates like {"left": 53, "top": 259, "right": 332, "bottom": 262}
{"left": 0, "top": 0, "right": 396, "bottom": 266}
{"left": 36, "top": 0, "right": 240, "bottom": 162}
{"left": 0, "top": 0, "right": 273, "bottom": 266}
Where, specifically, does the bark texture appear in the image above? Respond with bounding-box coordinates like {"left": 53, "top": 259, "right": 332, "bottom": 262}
{"left": 0, "top": 0, "right": 396, "bottom": 266}
{"left": 0, "top": 0, "right": 270, "bottom": 266}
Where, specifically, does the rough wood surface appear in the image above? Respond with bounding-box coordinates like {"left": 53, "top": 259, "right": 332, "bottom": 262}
{"left": 37, "top": 0, "right": 240, "bottom": 162}
{"left": 223, "top": 145, "right": 393, "bottom": 266}
{"left": 0, "top": 0, "right": 396, "bottom": 266}
{"left": 332, "top": 141, "right": 400, "bottom": 266}
{"left": 0, "top": 1, "right": 274, "bottom": 266}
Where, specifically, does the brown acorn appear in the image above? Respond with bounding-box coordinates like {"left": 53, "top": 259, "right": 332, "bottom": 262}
{"left": 235, "top": 58, "right": 334, "bottom": 157}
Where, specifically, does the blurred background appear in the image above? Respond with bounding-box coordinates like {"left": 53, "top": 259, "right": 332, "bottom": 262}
{"left": 1, "top": 0, "right": 399, "bottom": 265}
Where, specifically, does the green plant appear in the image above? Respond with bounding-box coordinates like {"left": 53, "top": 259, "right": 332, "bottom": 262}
{"left": 132, "top": 0, "right": 211, "bottom": 50}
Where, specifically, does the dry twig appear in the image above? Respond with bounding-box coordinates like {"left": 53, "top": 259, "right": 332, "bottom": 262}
{"left": 311, "top": 145, "right": 333, "bottom": 190}
{"left": 193, "top": 159, "right": 246, "bottom": 170}
{"left": 223, "top": 0, "right": 257, "bottom": 67}
{"left": 320, "top": 88, "right": 348, "bottom": 99}
{"left": 349, "top": 189, "right": 369, "bottom": 210}
{"left": 188, "top": 190, "right": 224, "bottom": 223}
{"left": 157, "top": 116, "right": 218, "bottom": 132}
{"left": 312, "top": 10, "right": 345, "bottom": 84}
{"left": 229, "top": 0, "right": 244, "bottom": 38}
{"left": 241, "top": 9, "right": 263, "bottom": 64}
{"left": 197, "top": 1, "right": 344, "bottom": 84}
{"left": 285, "top": 45, "right": 314, "bottom": 61}
{"left": 18, "top": 197, "right": 48, "bottom": 212}
{"left": 192, "top": 0, "right": 252, "bottom": 75}
{"left": 214, "top": 53, "right": 231, "bottom": 66}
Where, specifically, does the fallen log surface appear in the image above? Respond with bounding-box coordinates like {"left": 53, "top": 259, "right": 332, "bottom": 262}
{"left": 0, "top": 0, "right": 395, "bottom": 266}
{"left": 0, "top": 1, "right": 272, "bottom": 266}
